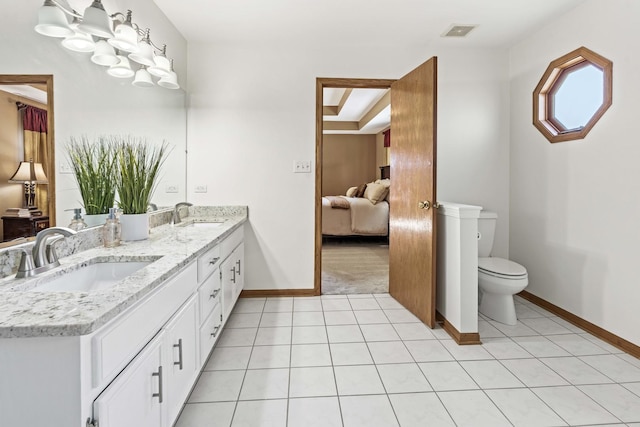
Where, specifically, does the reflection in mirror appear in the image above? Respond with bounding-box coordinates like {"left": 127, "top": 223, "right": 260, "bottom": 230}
{"left": 0, "top": 75, "right": 55, "bottom": 246}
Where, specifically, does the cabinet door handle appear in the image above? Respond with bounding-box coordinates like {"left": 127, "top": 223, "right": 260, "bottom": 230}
{"left": 210, "top": 288, "right": 220, "bottom": 299}
{"left": 173, "top": 338, "right": 183, "bottom": 370}
{"left": 152, "top": 365, "right": 163, "bottom": 403}
{"left": 230, "top": 267, "right": 236, "bottom": 284}
{"left": 211, "top": 325, "right": 221, "bottom": 338}
{"left": 209, "top": 256, "right": 220, "bottom": 265}
{"left": 236, "top": 259, "right": 241, "bottom": 275}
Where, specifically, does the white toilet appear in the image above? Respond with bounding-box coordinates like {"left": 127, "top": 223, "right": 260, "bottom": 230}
{"left": 478, "top": 211, "right": 528, "bottom": 325}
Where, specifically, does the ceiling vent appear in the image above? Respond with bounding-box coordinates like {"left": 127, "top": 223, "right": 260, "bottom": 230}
{"left": 442, "top": 25, "right": 477, "bottom": 37}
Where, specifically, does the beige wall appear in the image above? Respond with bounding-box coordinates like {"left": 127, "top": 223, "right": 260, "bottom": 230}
{"left": 322, "top": 134, "right": 377, "bottom": 196}
{"left": 0, "top": 90, "right": 25, "bottom": 241}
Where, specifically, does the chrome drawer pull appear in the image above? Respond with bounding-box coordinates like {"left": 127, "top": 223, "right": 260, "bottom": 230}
{"left": 209, "top": 257, "right": 220, "bottom": 265}
{"left": 236, "top": 259, "right": 241, "bottom": 275}
{"left": 173, "top": 338, "right": 183, "bottom": 370}
{"left": 152, "top": 365, "right": 163, "bottom": 403}
{"left": 231, "top": 267, "right": 236, "bottom": 284}
{"left": 211, "top": 325, "right": 221, "bottom": 338}
{"left": 210, "top": 288, "right": 220, "bottom": 299}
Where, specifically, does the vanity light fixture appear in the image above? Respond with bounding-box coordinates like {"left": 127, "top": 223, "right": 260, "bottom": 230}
{"left": 35, "top": 0, "right": 179, "bottom": 89}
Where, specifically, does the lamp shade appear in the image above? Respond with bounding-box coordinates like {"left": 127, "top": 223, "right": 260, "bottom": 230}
{"left": 62, "top": 30, "right": 96, "bottom": 53}
{"left": 108, "top": 22, "right": 139, "bottom": 53}
{"left": 128, "top": 39, "right": 155, "bottom": 66}
{"left": 91, "top": 40, "right": 119, "bottom": 66}
{"left": 107, "top": 55, "right": 135, "bottom": 78}
{"left": 77, "top": 0, "right": 113, "bottom": 39}
{"left": 9, "top": 161, "right": 48, "bottom": 184}
{"left": 148, "top": 54, "right": 171, "bottom": 77}
{"left": 158, "top": 70, "right": 179, "bottom": 90}
{"left": 35, "top": 0, "right": 73, "bottom": 38}
{"left": 132, "top": 68, "right": 154, "bottom": 87}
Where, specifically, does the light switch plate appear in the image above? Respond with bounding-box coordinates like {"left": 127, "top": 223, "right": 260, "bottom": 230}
{"left": 293, "top": 160, "right": 311, "bottom": 173}
{"left": 59, "top": 162, "right": 73, "bottom": 174}
{"left": 194, "top": 185, "right": 207, "bottom": 193}
{"left": 165, "top": 185, "right": 179, "bottom": 193}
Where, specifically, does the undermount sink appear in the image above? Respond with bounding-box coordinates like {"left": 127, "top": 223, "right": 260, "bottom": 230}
{"left": 179, "top": 221, "right": 225, "bottom": 228}
{"left": 32, "top": 258, "right": 159, "bottom": 292}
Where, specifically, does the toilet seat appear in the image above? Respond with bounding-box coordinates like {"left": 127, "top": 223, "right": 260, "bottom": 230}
{"left": 478, "top": 257, "right": 527, "bottom": 279}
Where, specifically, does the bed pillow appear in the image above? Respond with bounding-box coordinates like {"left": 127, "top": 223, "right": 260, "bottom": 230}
{"left": 355, "top": 183, "right": 367, "bottom": 198}
{"left": 345, "top": 186, "right": 358, "bottom": 197}
{"left": 375, "top": 178, "right": 391, "bottom": 188}
{"left": 364, "top": 183, "right": 389, "bottom": 205}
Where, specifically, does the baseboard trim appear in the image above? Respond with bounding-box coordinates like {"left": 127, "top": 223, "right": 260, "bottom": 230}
{"left": 518, "top": 290, "right": 640, "bottom": 358}
{"left": 240, "top": 289, "right": 318, "bottom": 298}
{"left": 436, "top": 311, "right": 482, "bottom": 345}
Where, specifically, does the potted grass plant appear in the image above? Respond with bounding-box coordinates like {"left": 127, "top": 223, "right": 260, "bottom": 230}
{"left": 66, "top": 136, "right": 117, "bottom": 227}
{"left": 115, "top": 137, "right": 169, "bottom": 241}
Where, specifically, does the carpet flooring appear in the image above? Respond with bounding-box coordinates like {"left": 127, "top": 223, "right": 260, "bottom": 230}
{"left": 321, "top": 238, "right": 389, "bottom": 295}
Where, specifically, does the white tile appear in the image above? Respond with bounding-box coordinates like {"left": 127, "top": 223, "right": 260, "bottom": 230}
{"left": 393, "top": 322, "right": 437, "bottom": 340}
{"left": 292, "top": 326, "right": 328, "bottom": 344}
{"left": 527, "top": 305, "right": 556, "bottom": 317}
{"left": 347, "top": 293, "right": 375, "bottom": 299}
{"left": 354, "top": 309, "right": 389, "bottom": 324}
{"left": 515, "top": 304, "right": 547, "bottom": 319}
{"left": 340, "top": 395, "right": 400, "bottom": 427}
{"left": 485, "top": 388, "right": 568, "bottom": 427}
{"left": 579, "top": 333, "right": 625, "bottom": 353}
{"left": 532, "top": 386, "right": 620, "bottom": 425}
{"left": 511, "top": 336, "right": 571, "bottom": 358}
{"left": 418, "top": 361, "right": 479, "bottom": 391}
{"left": 320, "top": 299, "right": 352, "bottom": 311}
{"left": 293, "top": 298, "right": 323, "bottom": 312}
{"left": 175, "top": 402, "right": 236, "bottom": 427}
{"left": 330, "top": 342, "right": 374, "bottom": 365}
{"left": 388, "top": 392, "right": 455, "bottom": 427}
{"left": 579, "top": 384, "right": 640, "bottom": 423}
{"left": 232, "top": 298, "right": 265, "bottom": 313}
{"left": 580, "top": 354, "right": 640, "bottom": 382}
{"left": 217, "top": 327, "right": 257, "bottom": 347}
{"left": 384, "top": 308, "right": 420, "bottom": 323}
{"left": 326, "top": 324, "right": 364, "bottom": 343}
{"left": 259, "top": 312, "right": 293, "bottom": 327}
{"left": 226, "top": 312, "right": 262, "bottom": 328}
{"left": 373, "top": 293, "right": 392, "bottom": 298}
{"left": 460, "top": 360, "right": 524, "bottom": 389}
{"left": 404, "top": 340, "right": 454, "bottom": 362}
{"left": 289, "top": 366, "right": 337, "bottom": 398}
{"left": 377, "top": 363, "right": 432, "bottom": 393}
{"left": 334, "top": 364, "right": 385, "bottom": 395}
{"left": 367, "top": 341, "right": 414, "bottom": 364}
{"left": 292, "top": 311, "right": 325, "bottom": 326}
{"left": 239, "top": 368, "right": 289, "bottom": 400}
{"left": 481, "top": 337, "right": 532, "bottom": 359}
{"left": 247, "top": 344, "right": 290, "bottom": 369}
{"left": 290, "top": 343, "right": 332, "bottom": 367}
{"left": 624, "top": 382, "right": 640, "bottom": 397}
{"left": 442, "top": 340, "right": 493, "bottom": 361}
{"left": 205, "top": 346, "right": 252, "bottom": 371}
{"left": 188, "top": 370, "right": 245, "bottom": 402}
{"left": 478, "top": 320, "right": 506, "bottom": 338}
{"left": 254, "top": 327, "right": 292, "bottom": 346}
{"left": 349, "top": 298, "right": 381, "bottom": 310}
{"left": 548, "top": 316, "right": 586, "bottom": 333}
{"left": 520, "top": 317, "right": 573, "bottom": 335}
{"left": 376, "top": 297, "right": 405, "bottom": 310}
{"left": 288, "top": 397, "right": 343, "bottom": 427}
{"left": 547, "top": 333, "right": 609, "bottom": 356}
{"left": 321, "top": 294, "right": 348, "bottom": 299}
{"left": 541, "top": 356, "right": 614, "bottom": 385}
{"left": 489, "top": 320, "right": 539, "bottom": 337}
{"left": 438, "top": 390, "right": 512, "bottom": 426}
{"left": 263, "top": 298, "right": 293, "bottom": 313}
{"left": 231, "top": 399, "right": 287, "bottom": 427}
{"left": 501, "top": 358, "right": 569, "bottom": 387}
{"left": 430, "top": 325, "right": 454, "bottom": 340}
{"left": 360, "top": 323, "right": 401, "bottom": 342}
{"left": 324, "top": 310, "right": 357, "bottom": 325}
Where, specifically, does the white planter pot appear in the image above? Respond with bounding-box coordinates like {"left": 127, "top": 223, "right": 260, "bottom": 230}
{"left": 120, "top": 213, "right": 149, "bottom": 241}
{"left": 84, "top": 213, "right": 109, "bottom": 228}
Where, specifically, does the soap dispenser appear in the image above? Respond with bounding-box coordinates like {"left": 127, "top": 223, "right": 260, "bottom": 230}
{"left": 102, "top": 207, "right": 121, "bottom": 248}
{"left": 68, "top": 208, "right": 88, "bottom": 231}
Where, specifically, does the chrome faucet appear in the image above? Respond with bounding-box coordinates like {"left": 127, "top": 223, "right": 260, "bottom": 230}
{"left": 15, "top": 227, "right": 77, "bottom": 278}
{"left": 171, "top": 202, "right": 193, "bottom": 225}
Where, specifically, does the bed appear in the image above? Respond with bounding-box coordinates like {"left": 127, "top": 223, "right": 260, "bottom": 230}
{"left": 322, "top": 171, "right": 391, "bottom": 236}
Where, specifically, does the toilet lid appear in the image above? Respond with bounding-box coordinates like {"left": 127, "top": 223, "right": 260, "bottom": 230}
{"left": 478, "top": 257, "right": 527, "bottom": 277}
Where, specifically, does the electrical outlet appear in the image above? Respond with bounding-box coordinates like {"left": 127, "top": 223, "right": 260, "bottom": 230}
{"left": 293, "top": 160, "right": 311, "bottom": 173}
{"left": 165, "top": 184, "right": 179, "bottom": 193}
{"left": 194, "top": 185, "right": 207, "bottom": 193}
{"left": 59, "top": 162, "right": 73, "bottom": 174}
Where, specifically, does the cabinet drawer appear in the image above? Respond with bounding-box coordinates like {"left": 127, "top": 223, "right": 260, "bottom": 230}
{"left": 197, "top": 245, "right": 221, "bottom": 283}
{"left": 92, "top": 262, "right": 198, "bottom": 388}
{"left": 221, "top": 226, "right": 243, "bottom": 260}
{"left": 198, "top": 270, "right": 221, "bottom": 326}
{"left": 199, "top": 303, "right": 222, "bottom": 366}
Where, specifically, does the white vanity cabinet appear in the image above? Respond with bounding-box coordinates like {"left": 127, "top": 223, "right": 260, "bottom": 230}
{"left": 221, "top": 230, "right": 245, "bottom": 321}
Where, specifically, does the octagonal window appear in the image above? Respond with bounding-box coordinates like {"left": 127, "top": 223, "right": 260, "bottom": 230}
{"left": 533, "top": 46, "right": 612, "bottom": 143}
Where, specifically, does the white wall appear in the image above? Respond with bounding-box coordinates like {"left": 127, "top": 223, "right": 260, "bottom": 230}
{"left": 187, "top": 43, "right": 510, "bottom": 290}
{"left": 509, "top": 0, "right": 640, "bottom": 345}
{"left": 0, "top": 0, "right": 187, "bottom": 225}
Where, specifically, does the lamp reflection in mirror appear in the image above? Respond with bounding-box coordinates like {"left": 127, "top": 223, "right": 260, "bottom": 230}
{"left": 9, "top": 159, "right": 49, "bottom": 209}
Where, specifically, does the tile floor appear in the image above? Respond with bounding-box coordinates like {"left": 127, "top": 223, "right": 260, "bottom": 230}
{"left": 175, "top": 294, "right": 640, "bottom": 427}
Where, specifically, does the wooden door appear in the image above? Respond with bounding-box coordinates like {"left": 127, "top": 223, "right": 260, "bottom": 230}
{"left": 389, "top": 57, "right": 438, "bottom": 327}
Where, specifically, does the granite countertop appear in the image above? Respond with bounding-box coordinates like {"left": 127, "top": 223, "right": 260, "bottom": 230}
{"left": 0, "top": 208, "right": 247, "bottom": 338}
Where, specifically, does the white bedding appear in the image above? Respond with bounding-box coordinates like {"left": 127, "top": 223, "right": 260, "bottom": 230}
{"left": 322, "top": 196, "right": 389, "bottom": 236}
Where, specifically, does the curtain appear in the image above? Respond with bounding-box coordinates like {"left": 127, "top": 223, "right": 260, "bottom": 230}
{"left": 383, "top": 129, "right": 391, "bottom": 147}
{"left": 21, "top": 105, "right": 49, "bottom": 215}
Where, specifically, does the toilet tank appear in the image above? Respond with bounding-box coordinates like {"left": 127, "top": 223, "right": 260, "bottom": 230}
{"left": 478, "top": 211, "right": 497, "bottom": 257}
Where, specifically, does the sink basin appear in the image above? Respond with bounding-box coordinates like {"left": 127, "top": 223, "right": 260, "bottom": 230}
{"left": 32, "top": 258, "right": 157, "bottom": 292}
{"left": 180, "top": 221, "right": 225, "bottom": 228}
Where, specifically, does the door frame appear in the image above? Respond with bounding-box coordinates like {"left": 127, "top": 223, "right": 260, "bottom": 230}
{"left": 314, "top": 78, "right": 396, "bottom": 295}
